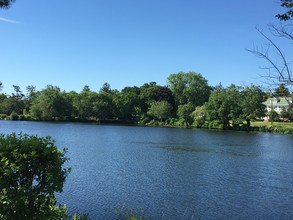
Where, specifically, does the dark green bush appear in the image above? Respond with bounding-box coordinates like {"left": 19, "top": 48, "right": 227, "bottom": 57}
{"left": 0, "top": 133, "right": 70, "bottom": 220}
{"left": 10, "top": 112, "right": 19, "bottom": 120}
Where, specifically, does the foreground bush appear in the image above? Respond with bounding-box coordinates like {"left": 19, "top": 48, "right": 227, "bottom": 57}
{"left": 0, "top": 133, "right": 71, "bottom": 220}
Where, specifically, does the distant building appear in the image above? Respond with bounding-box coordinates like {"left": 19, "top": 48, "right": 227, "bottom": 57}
{"left": 263, "top": 97, "right": 292, "bottom": 114}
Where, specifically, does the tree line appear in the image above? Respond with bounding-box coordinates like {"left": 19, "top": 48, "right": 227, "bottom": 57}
{"left": 2, "top": 71, "right": 291, "bottom": 130}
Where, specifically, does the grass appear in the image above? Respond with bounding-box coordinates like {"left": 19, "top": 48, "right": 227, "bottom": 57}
{"left": 252, "top": 121, "right": 293, "bottom": 128}
{"left": 251, "top": 121, "right": 293, "bottom": 134}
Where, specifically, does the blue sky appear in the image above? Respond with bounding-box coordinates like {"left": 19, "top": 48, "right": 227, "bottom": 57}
{"left": 0, "top": 0, "right": 291, "bottom": 94}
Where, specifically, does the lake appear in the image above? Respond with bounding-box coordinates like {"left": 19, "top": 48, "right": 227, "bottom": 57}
{"left": 0, "top": 120, "right": 293, "bottom": 219}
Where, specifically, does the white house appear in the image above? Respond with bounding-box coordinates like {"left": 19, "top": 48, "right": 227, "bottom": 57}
{"left": 263, "top": 97, "right": 292, "bottom": 114}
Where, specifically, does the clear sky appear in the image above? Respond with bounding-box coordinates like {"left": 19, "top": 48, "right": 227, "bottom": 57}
{"left": 0, "top": 0, "right": 291, "bottom": 94}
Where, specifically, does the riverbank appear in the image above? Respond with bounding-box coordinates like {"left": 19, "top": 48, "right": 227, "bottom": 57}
{"left": 250, "top": 121, "right": 293, "bottom": 134}
{"left": 1, "top": 115, "right": 293, "bottom": 134}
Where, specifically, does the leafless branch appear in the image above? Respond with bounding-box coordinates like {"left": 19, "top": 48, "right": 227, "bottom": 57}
{"left": 270, "top": 23, "right": 293, "bottom": 40}
{"left": 247, "top": 27, "right": 292, "bottom": 87}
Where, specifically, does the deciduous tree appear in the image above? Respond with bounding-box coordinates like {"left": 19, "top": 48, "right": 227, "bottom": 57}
{"left": 147, "top": 101, "right": 173, "bottom": 122}
{"left": 167, "top": 72, "right": 211, "bottom": 108}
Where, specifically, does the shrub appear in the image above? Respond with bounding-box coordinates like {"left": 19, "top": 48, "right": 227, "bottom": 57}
{"left": 10, "top": 112, "right": 19, "bottom": 120}
{"left": 192, "top": 117, "right": 205, "bottom": 128}
{"left": 208, "top": 120, "right": 224, "bottom": 129}
{"left": 18, "top": 114, "right": 26, "bottom": 120}
{"left": 0, "top": 133, "right": 71, "bottom": 220}
{"left": 0, "top": 114, "right": 7, "bottom": 120}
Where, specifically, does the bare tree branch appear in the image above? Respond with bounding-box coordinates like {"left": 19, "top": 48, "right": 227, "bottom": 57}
{"left": 247, "top": 27, "right": 292, "bottom": 87}
{"left": 270, "top": 23, "right": 293, "bottom": 40}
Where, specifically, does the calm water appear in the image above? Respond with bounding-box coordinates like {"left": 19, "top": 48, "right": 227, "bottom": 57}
{"left": 1, "top": 121, "right": 293, "bottom": 219}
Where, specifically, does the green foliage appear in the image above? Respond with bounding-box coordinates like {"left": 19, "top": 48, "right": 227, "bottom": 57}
{"left": 274, "top": 83, "right": 290, "bottom": 97}
{"left": 0, "top": 133, "right": 70, "bottom": 220}
{"left": 240, "top": 85, "right": 266, "bottom": 127}
{"left": 206, "top": 120, "right": 224, "bottom": 129}
{"left": 114, "top": 88, "right": 140, "bottom": 121}
{"left": 205, "top": 84, "right": 240, "bottom": 129}
{"left": 10, "top": 112, "right": 19, "bottom": 120}
{"left": 0, "top": 79, "right": 270, "bottom": 131}
{"left": 167, "top": 72, "right": 211, "bottom": 107}
{"left": 30, "top": 85, "right": 73, "bottom": 120}
{"left": 93, "top": 92, "right": 115, "bottom": 120}
{"left": 69, "top": 212, "right": 89, "bottom": 220}
{"left": 268, "top": 110, "right": 280, "bottom": 122}
{"left": 191, "top": 105, "right": 206, "bottom": 128}
{"left": 147, "top": 101, "right": 173, "bottom": 122}
{"left": 0, "top": 94, "right": 24, "bottom": 115}
{"left": 205, "top": 84, "right": 266, "bottom": 129}
{"left": 116, "top": 207, "right": 144, "bottom": 220}
{"left": 177, "top": 103, "right": 194, "bottom": 127}
{"left": 257, "top": 124, "right": 293, "bottom": 134}
{"left": 281, "top": 105, "right": 293, "bottom": 119}
{"left": 276, "top": 0, "right": 293, "bottom": 21}
{"left": 0, "top": 114, "right": 7, "bottom": 120}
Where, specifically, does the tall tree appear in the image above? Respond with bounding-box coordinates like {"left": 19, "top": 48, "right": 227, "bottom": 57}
{"left": 206, "top": 84, "right": 242, "bottom": 129}
{"left": 73, "top": 90, "right": 97, "bottom": 120}
{"left": 274, "top": 83, "right": 290, "bottom": 96}
{"left": 30, "top": 85, "right": 69, "bottom": 120}
{"left": 240, "top": 85, "right": 266, "bottom": 128}
{"left": 113, "top": 88, "right": 140, "bottom": 121}
{"left": 167, "top": 72, "right": 211, "bottom": 108}
{"left": 93, "top": 92, "right": 115, "bottom": 121}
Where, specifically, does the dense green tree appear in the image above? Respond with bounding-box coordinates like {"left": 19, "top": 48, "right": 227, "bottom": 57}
{"left": 82, "top": 85, "right": 91, "bottom": 92}
{"left": 73, "top": 90, "right": 97, "bottom": 120}
{"left": 191, "top": 105, "right": 206, "bottom": 128}
{"left": 167, "top": 72, "right": 211, "bottom": 107}
{"left": 65, "top": 91, "right": 79, "bottom": 118}
{"left": 0, "top": 97, "right": 20, "bottom": 115}
{"left": 113, "top": 88, "right": 140, "bottom": 121}
{"left": 177, "top": 103, "right": 194, "bottom": 127}
{"left": 0, "top": 133, "right": 70, "bottom": 220}
{"left": 206, "top": 84, "right": 266, "bottom": 129}
{"left": 240, "top": 85, "right": 266, "bottom": 127}
{"left": 93, "top": 92, "right": 115, "bottom": 121}
{"left": 147, "top": 101, "right": 173, "bottom": 122}
{"left": 139, "top": 83, "right": 176, "bottom": 119}
{"left": 274, "top": 83, "right": 290, "bottom": 97}
{"left": 280, "top": 103, "right": 293, "bottom": 119}
{"left": 139, "top": 82, "right": 160, "bottom": 113}
{"left": 206, "top": 85, "right": 242, "bottom": 129}
{"left": 0, "top": 85, "right": 25, "bottom": 115}
{"left": 30, "top": 85, "right": 70, "bottom": 120}
{"left": 155, "top": 86, "right": 175, "bottom": 108}
{"left": 23, "top": 85, "right": 37, "bottom": 115}
{"left": 100, "top": 82, "right": 111, "bottom": 93}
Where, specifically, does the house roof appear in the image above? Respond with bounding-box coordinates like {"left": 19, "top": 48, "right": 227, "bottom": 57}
{"left": 263, "top": 97, "right": 292, "bottom": 107}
